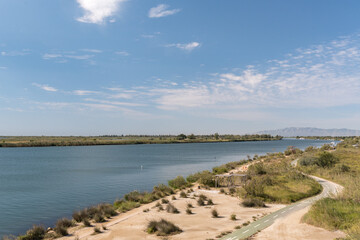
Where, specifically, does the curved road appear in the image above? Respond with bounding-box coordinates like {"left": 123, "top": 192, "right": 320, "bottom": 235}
{"left": 220, "top": 175, "right": 343, "bottom": 240}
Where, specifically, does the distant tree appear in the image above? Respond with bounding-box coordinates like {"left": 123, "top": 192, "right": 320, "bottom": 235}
{"left": 214, "top": 133, "right": 219, "bottom": 140}
{"left": 188, "top": 134, "right": 196, "bottom": 139}
{"left": 177, "top": 134, "right": 187, "bottom": 140}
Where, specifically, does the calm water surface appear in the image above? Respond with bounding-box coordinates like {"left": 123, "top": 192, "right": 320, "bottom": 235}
{"left": 0, "top": 139, "right": 332, "bottom": 236}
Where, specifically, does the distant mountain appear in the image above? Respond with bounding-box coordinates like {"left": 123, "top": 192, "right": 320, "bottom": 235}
{"left": 257, "top": 127, "right": 360, "bottom": 137}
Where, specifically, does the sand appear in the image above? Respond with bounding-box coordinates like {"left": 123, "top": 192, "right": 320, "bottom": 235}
{"left": 60, "top": 189, "right": 284, "bottom": 240}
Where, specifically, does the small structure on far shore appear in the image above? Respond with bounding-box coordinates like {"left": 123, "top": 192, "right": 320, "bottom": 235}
{"left": 214, "top": 174, "right": 248, "bottom": 188}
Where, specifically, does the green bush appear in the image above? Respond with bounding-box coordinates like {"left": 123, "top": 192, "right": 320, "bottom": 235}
{"left": 168, "top": 176, "right": 187, "bottom": 189}
{"left": 19, "top": 225, "right": 46, "bottom": 240}
{"left": 212, "top": 166, "right": 228, "bottom": 174}
{"left": 186, "top": 171, "right": 215, "bottom": 187}
{"left": 316, "top": 152, "right": 339, "bottom": 168}
{"left": 299, "top": 155, "right": 318, "bottom": 166}
{"left": 114, "top": 200, "right": 140, "bottom": 212}
{"left": 248, "top": 163, "right": 267, "bottom": 175}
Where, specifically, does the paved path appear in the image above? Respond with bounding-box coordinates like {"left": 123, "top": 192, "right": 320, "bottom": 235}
{"left": 220, "top": 176, "right": 343, "bottom": 240}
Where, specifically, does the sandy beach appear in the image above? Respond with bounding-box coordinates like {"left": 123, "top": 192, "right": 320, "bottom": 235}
{"left": 59, "top": 187, "right": 284, "bottom": 240}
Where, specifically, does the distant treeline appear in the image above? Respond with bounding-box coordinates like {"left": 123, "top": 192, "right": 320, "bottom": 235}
{"left": 0, "top": 134, "right": 282, "bottom": 148}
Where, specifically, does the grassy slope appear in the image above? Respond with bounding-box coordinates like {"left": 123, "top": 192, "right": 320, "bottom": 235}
{"left": 300, "top": 139, "right": 360, "bottom": 240}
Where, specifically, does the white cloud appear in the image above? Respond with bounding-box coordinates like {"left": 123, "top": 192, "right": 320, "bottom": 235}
{"left": 148, "top": 4, "right": 181, "bottom": 18}
{"left": 76, "top": 0, "right": 126, "bottom": 24}
{"left": 166, "top": 42, "right": 201, "bottom": 51}
{"left": 0, "top": 66, "right": 7, "bottom": 70}
{"left": 32, "top": 83, "right": 58, "bottom": 92}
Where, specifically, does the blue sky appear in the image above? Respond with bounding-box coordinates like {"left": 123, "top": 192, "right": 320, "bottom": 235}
{"left": 1, "top": 0, "right": 360, "bottom": 135}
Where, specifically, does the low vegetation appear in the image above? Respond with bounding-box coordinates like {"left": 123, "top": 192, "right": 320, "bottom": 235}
{"left": 147, "top": 219, "right": 182, "bottom": 236}
{"left": 241, "top": 198, "right": 266, "bottom": 208}
{"left": 18, "top": 225, "right": 46, "bottom": 240}
{"left": 299, "top": 138, "right": 360, "bottom": 239}
{"left": 242, "top": 162, "right": 322, "bottom": 203}
{"left": 0, "top": 134, "right": 282, "bottom": 148}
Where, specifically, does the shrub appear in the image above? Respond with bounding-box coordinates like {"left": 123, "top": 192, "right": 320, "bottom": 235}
{"left": 166, "top": 203, "right": 179, "bottom": 214}
{"left": 316, "top": 152, "right": 339, "bottom": 168}
{"left": 98, "top": 203, "right": 117, "bottom": 217}
{"left": 211, "top": 209, "right": 219, "bottom": 218}
{"left": 114, "top": 200, "right": 141, "bottom": 212}
{"left": 197, "top": 198, "right": 205, "bottom": 206}
{"left": 93, "top": 227, "right": 101, "bottom": 234}
{"left": 161, "top": 198, "right": 169, "bottom": 204}
{"left": 244, "top": 177, "right": 265, "bottom": 197}
{"left": 54, "top": 226, "right": 68, "bottom": 237}
{"left": 153, "top": 184, "right": 174, "bottom": 197}
{"left": 168, "top": 176, "right": 187, "bottom": 189}
{"left": 20, "top": 225, "right": 46, "bottom": 240}
{"left": 124, "top": 191, "right": 145, "bottom": 202}
{"left": 220, "top": 188, "right": 225, "bottom": 194}
{"left": 299, "top": 155, "right": 318, "bottom": 166}
{"left": 199, "top": 194, "right": 207, "bottom": 201}
{"left": 187, "top": 171, "right": 215, "bottom": 187}
{"left": 186, "top": 207, "right": 192, "bottom": 214}
{"left": 333, "top": 164, "right": 351, "bottom": 173}
{"left": 229, "top": 187, "right": 236, "bottom": 194}
{"left": 230, "top": 214, "right": 236, "bottom": 221}
{"left": 147, "top": 219, "right": 182, "bottom": 236}
{"left": 180, "top": 191, "right": 187, "bottom": 198}
{"left": 187, "top": 203, "right": 193, "bottom": 208}
{"left": 83, "top": 218, "right": 91, "bottom": 227}
{"left": 54, "top": 218, "right": 74, "bottom": 236}
{"left": 73, "top": 209, "right": 88, "bottom": 223}
{"left": 172, "top": 196, "right": 176, "bottom": 200}
{"left": 212, "top": 166, "right": 228, "bottom": 174}
{"left": 242, "top": 198, "right": 266, "bottom": 208}
{"left": 94, "top": 213, "right": 105, "bottom": 223}
{"left": 207, "top": 199, "right": 214, "bottom": 205}
{"left": 248, "top": 163, "right": 266, "bottom": 175}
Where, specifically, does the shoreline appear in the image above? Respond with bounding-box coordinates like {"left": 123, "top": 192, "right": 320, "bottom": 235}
{"left": 10, "top": 142, "right": 329, "bottom": 240}
{"left": 0, "top": 134, "right": 283, "bottom": 148}
{"left": 0, "top": 136, "right": 282, "bottom": 148}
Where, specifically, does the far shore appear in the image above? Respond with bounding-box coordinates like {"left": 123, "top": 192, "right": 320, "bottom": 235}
{"left": 0, "top": 134, "right": 282, "bottom": 148}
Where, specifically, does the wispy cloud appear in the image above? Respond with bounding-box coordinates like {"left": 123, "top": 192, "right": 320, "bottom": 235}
{"left": 42, "top": 52, "right": 94, "bottom": 62}
{"left": 166, "top": 42, "right": 201, "bottom": 51}
{"left": 65, "top": 54, "right": 94, "bottom": 60}
{"left": 80, "top": 49, "right": 103, "bottom": 53}
{"left": 1, "top": 50, "right": 30, "bottom": 57}
{"left": 0, "top": 66, "right": 7, "bottom": 70}
{"left": 32, "top": 83, "right": 58, "bottom": 92}
{"left": 72, "top": 90, "right": 100, "bottom": 96}
{"left": 42, "top": 54, "right": 62, "bottom": 60}
{"left": 115, "top": 51, "right": 130, "bottom": 56}
{"left": 148, "top": 4, "right": 181, "bottom": 18}
{"left": 76, "top": 0, "right": 126, "bottom": 24}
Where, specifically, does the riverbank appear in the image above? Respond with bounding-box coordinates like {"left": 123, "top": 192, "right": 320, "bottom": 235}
{"left": 0, "top": 134, "right": 282, "bottom": 148}
{"left": 12, "top": 142, "right": 330, "bottom": 240}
